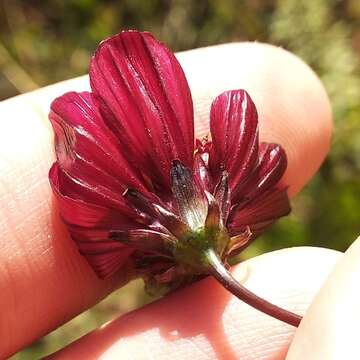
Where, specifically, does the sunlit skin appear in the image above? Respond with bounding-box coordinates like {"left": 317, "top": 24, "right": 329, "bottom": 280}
{"left": 2, "top": 41, "right": 358, "bottom": 360}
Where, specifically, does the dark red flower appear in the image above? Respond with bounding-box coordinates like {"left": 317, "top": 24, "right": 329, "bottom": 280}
{"left": 49, "top": 30, "right": 290, "bottom": 300}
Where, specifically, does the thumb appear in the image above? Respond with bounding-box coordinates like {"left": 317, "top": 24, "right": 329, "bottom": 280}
{"left": 287, "top": 236, "right": 360, "bottom": 359}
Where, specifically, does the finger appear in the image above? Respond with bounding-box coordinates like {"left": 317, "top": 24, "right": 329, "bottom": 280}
{"left": 49, "top": 247, "right": 340, "bottom": 359}
{"left": 287, "top": 237, "right": 360, "bottom": 359}
{"left": 0, "top": 41, "right": 331, "bottom": 358}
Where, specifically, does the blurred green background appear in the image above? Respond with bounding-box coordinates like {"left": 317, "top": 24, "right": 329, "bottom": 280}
{"left": 1, "top": 0, "right": 359, "bottom": 358}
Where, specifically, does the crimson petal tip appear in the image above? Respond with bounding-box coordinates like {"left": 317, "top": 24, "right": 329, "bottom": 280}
{"left": 89, "top": 30, "right": 194, "bottom": 192}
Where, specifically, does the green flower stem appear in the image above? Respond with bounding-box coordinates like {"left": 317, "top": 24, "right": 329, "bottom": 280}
{"left": 204, "top": 248, "right": 302, "bottom": 327}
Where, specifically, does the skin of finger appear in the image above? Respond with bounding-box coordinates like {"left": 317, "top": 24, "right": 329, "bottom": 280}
{"left": 48, "top": 247, "right": 341, "bottom": 360}
{"left": 0, "top": 42, "right": 331, "bottom": 358}
{"left": 287, "top": 237, "right": 360, "bottom": 360}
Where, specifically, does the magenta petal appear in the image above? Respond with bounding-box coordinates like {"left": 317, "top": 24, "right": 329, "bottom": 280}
{"left": 50, "top": 163, "right": 145, "bottom": 228}
{"left": 209, "top": 90, "right": 259, "bottom": 193}
{"left": 51, "top": 164, "right": 119, "bottom": 226}
{"left": 123, "top": 188, "right": 189, "bottom": 238}
{"left": 50, "top": 164, "right": 136, "bottom": 278}
{"left": 78, "top": 239, "right": 133, "bottom": 279}
{"left": 251, "top": 143, "right": 287, "bottom": 196}
{"left": 52, "top": 160, "right": 143, "bottom": 223}
{"left": 50, "top": 91, "right": 149, "bottom": 196}
{"left": 89, "top": 31, "right": 194, "bottom": 191}
{"left": 228, "top": 188, "right": 291, "bottom": 237}
{"left": 234, "top": 143, "right": 288, "bottom": 203}
{"left": 80, "top": 245, "right": 133, "bottom": 279}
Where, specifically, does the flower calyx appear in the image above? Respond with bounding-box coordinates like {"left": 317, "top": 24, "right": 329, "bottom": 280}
{"left": 169, "top": 160, "right": 230, "bottom": 274}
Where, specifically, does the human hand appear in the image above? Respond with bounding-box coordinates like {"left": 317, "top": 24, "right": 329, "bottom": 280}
{"left": 0, "top": 41, "right": 349, "bottom": 359}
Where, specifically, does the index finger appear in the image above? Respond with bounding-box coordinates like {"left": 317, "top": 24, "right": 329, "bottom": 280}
{"left": 0, "top": 41, "right": 331, "bottom": 358}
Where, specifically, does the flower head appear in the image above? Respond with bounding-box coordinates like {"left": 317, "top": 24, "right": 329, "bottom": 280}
{"left": 49, "top": 31, "right": 290, "bottom": 292}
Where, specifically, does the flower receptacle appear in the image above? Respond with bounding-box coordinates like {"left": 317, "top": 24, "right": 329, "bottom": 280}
{"left": 172, "top": 225, "right": 229, "bottom": 274}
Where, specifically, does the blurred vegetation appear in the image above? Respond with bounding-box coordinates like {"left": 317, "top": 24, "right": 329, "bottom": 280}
{"left": 1, "top": 0, "right": 359, "bottom": 358}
